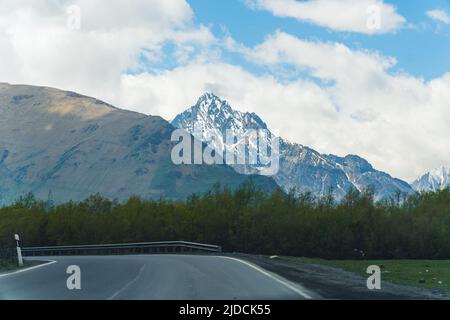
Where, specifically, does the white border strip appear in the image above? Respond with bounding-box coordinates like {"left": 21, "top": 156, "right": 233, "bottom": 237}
{"left": 0, "top": 260, "right": 57, "bottom": 278}
{"left": 218, "top": 256, "right": 314, "bottom": 299}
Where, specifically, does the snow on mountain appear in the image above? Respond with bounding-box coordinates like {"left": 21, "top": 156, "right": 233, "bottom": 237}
{"left": 172, "top": 92, "right": 269, "bottom": 147}
{"left": 172, "top": 93, "right": 415, "bottom": 201}
{"left": 173, "top": 92, "right": 274, "bottom": 175}
{"left": 412, "top": 165, "right": 450, "bottom": 192}
{"left": 0, "top": 84, "right": 276, "bottom": 205}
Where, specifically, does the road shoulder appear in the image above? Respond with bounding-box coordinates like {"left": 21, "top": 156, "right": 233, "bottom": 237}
{"left": 230, "top": 254, "right": 450, "bottom": 300}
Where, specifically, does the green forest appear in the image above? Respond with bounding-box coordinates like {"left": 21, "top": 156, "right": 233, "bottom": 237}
{"left": 1, "top": 183, "right": 450, "bottom": 260}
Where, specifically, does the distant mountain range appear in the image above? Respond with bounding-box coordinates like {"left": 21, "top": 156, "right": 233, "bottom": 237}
{"left": 0, "top": 83, "right": 276, "bottom": 205}
{"left": 1, "top": 83, "right": 446, "bottom": 205}
{"left": 172, "top": 93, "right": 415, "bottom": 201}
{"left": 412, "top": 165, "right": 450, "bottom": 192}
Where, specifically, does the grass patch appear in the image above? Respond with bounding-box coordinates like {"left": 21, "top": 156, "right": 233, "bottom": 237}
{"left": 288, "top": 257, "right": 450, "bottom": 292}
{"left": 0, "top": 259, "right": 37, "bottom": 273}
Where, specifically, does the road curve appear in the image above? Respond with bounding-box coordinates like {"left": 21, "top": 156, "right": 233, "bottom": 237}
{"left": 0, "top": 255, "right": 316, "bottom": 300}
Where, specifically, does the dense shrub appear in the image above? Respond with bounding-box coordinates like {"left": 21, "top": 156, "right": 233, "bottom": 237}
{"left": 1, "top": 184, "right": 449, "bottom": 259}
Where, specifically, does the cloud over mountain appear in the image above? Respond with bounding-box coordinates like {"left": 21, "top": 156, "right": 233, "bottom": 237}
{"left": 244, "top": 0, "right": 406, "bottom": 34}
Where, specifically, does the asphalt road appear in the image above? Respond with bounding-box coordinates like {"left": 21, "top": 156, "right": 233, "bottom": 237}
{"left": 0, "top": 255, "right": 315, "bottom": 300}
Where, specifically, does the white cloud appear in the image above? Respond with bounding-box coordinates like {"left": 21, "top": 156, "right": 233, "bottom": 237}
{"left": 119, "top": 62, "right": 336, "bottom": 127}
{"left": 0, "top": 1, "right": 449, "bottom": 182}
{"left": 0, "top": 0, "right": 214, "bottom": 102}
{"left": 119, "top": 32, "right": 450, "bottom": 182}
{"left": 245, "top": 0, "right": 406, "bottom": 34}
{"left": 427, "top": 9, "right": 450, "bottom": 24}
{"left": 240, "top": 32, "right": 450, "bottom": 180}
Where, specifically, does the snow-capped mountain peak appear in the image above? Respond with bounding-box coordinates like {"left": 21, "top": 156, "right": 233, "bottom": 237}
{"left": 195, "top": 92, "right": 229, "bottom": 113}
{"left": 0, "top": 84, "right": 277, "bottom": 205}
{"left": 412, "top": 165, "right": 450, "bottom": 192}
{"left": 173, "top": 92, "right": 268, "bottom": 137}
{"left": 172, "top": 93, "right": 415, "bottom": 201}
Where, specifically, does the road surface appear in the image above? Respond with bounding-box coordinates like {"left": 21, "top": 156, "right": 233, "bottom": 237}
{"left": 0, "top": 255, "right": 315, "bottom": 300}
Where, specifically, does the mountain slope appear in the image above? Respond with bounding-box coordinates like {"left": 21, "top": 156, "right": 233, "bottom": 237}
{"left": 412, "top": 165, "right": 450, "bottom": 192}
{"left": 172, "top": 93, "right": 414, "bottom": 201}
{"left": 0, "top": 83, "right": 276, "bottom": 205}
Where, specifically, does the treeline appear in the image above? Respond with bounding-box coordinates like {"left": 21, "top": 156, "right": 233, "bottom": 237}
{"left": 0, "top": 184, "right": 449, "bottom": 259}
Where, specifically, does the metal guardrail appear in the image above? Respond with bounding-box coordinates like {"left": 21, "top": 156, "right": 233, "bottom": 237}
{"left": 22, "top": 241, "right": 222, "bottom": 256}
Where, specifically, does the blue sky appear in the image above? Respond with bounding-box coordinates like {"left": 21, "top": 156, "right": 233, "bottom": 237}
{"left": 187, "top": 0, "right": 450, "bottom": 80}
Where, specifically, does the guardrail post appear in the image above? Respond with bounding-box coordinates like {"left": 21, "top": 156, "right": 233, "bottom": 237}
{"left": 14, "top": 234, "right": 24, "bottom": 267}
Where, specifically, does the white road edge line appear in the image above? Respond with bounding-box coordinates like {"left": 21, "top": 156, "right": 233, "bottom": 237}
{"left": 218, "top": 256, "right": 313, "bottom": 299}
{"left": 0, "top": 260, "right": 57, "bottom": 278}
{"left": 108, "top": 264, "right": 146, "bottom": 300}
